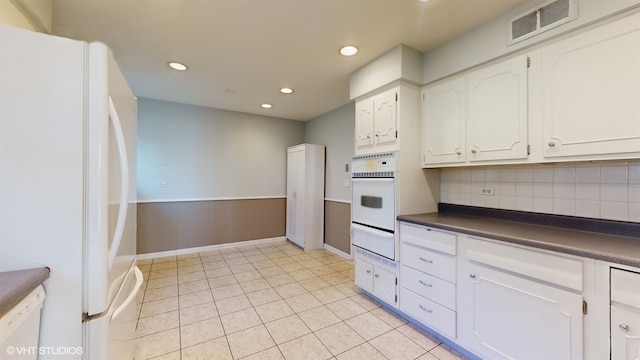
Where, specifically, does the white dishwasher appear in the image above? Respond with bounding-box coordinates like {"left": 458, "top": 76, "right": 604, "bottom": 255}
{"left": 0, "top": 285, "right": 46, "bottom": 360}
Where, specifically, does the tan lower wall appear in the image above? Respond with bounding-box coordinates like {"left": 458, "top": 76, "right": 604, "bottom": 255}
{"left": 137, "top": 198, "right": 285, "bottom": 254}
{"left": 324, "top": 200, "right": 351, "bottom": 255}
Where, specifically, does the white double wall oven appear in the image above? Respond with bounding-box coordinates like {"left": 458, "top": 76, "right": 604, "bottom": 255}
{"left": 351, "top": 153, "right": 398, "bottom": 260}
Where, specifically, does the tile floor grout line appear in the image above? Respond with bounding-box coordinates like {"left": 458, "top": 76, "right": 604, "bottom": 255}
{"left": 135, "top": 242, "right": 465, "bottom": 360}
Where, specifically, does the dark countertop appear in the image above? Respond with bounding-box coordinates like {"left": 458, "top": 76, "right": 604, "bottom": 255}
{"left": 0, "top": 267, "right": 50, "bottom": 315}
{"left": 398, "top": 212, "right": 640, "bottom": 268}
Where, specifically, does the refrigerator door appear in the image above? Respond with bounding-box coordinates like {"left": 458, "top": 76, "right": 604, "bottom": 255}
{"left": 85, "top": 264, "right": 143, "bottom": 360}
{"left": 85, "top": 42, "right": 137, "bottom": 317}
{"left": 0, "top": 25, "right": 86, "bottom": 352}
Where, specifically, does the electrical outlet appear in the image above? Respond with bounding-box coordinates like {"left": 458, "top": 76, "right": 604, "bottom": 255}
{"left": 343, "top": 179, "right": 350, "bottom": 188}
{"left": 158, "top": 181, "right": 168, "bottom": 188}
{"left": 480, "top": 186, "right": 495, "bottom": 196}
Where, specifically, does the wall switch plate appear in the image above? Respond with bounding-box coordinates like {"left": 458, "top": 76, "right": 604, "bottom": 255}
{"left": 343, "top": 179, "right": 350, "bottom": 187}
{"left": 480, "top": 186, "right": 495, "bottom": 196}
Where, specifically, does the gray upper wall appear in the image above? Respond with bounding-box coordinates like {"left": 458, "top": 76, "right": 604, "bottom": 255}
{"left": 137, "top": 98, "right": 304, "bottom": 202}
{"left": 423, "top": 0, "right": 640, "bottom": 83}
{"left": 304, "top": 102, "right": 355, "bottom": 203}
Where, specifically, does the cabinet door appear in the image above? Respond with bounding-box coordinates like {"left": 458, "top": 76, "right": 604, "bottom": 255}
{"left": 541, "top": 12, "right": 640, "bottom": 158}
{"left": 459, "top": 261, "right": 583, "bottom": 360}
{"left": 467, "top": 54, "right": 529, "bottom": 162}
{"left": 285, "top": 149, "right": 297, "bottom": 242}
{"left": 372, "top": 88, "right": 397, "bottom": 148}
{"left": 422, "top": 76, "right": 466, "bottom": 165}
{"left": 611, "top": 306, "right": 640, "bottom": 360}
{"left": 354, "top": 258, "right": 374, "bottom": 293}
{"left": 355, "top": 99, "right": 374, "bottom": 152}
{"left": 373, "top": 264, "right": 397, "bottom": 306}
{"left": 286, "top": 148, "right": 304, "bottom": 247}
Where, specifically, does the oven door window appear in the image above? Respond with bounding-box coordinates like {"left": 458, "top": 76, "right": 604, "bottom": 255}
{"left": 361, "top": 196, "right": 383, "bottom": 208}
{"left": 351, "top": 178, "right": 395, "bottom": 232}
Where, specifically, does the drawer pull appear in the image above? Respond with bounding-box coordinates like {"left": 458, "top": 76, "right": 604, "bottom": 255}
{"left": 470, "top": 274, "right": 477, "bottom": 279}
{"left": 419, "top": 305, "right": 433, "bottom": 313}
{"left": 366, "top": 270, "right": 371, "bottom": 274}
{"left": 418, "top": 280, "right": 433, "bottom": 287}
{"left": 619, "top": 324, "right": 630, "bottom": 332}
{"left": 419, "top": 257, "right": 433, "bottom": 264}
{"left": 374, "top": 274, "right": 379, "bottom": 278}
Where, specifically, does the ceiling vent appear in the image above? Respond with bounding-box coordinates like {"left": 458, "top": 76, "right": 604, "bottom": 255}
{"left": 508, "top": 0, "right": 577, "bottom": 45}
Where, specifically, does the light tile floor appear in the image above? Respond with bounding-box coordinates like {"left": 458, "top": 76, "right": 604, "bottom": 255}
{"left": 134, "top": 240, "right": 468, "bottom": 360}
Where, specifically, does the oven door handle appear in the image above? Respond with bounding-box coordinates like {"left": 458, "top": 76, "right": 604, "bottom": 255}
{"left": 350, "top": 223, "right": 395, "bottom": 239}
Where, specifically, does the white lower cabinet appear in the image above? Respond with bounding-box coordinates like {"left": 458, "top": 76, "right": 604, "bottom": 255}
{"left": 458, "top": 235, "right": 584, "bottom": 360}
{"left": 610, "top": 268, "right": 640, "bottom": 360}
{"left": 399, "top": 223, "right": 457, "bottom": 338}
{"left": 386, "top": 221, "right": 640, "bottom": 360}
{"left": 354, "top": 248, "right": 398, "bottom": 308}
{"left": 611, "top": 307, "right": 640, "bottom": 360}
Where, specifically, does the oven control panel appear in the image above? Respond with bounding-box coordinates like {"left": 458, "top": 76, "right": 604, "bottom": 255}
{"left": 352, "top": 153, "right": 396, "bottom": 176}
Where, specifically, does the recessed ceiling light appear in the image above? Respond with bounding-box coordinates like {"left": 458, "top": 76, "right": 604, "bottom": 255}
{"left": 168, "top": 62, "right": 188, "bottom": 71}
{"left": 261, "top": 103, "right": 273, "bottom": 109}
{"left": 339, "top": 45, "right": 358, "bottom": 56}
{"left": 280, "top": 87, "right": 294, "bottom": 94}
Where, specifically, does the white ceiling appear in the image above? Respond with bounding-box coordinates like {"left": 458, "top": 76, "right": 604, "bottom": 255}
{"left": 51, "top": 0, "right": 525, "bottom": 121}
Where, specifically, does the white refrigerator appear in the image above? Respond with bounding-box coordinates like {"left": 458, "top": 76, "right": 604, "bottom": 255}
{"left": 0, "top": 26, "right": 142, "bottom": 359}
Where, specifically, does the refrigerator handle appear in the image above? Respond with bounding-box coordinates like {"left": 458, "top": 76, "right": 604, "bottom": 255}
{"left": 108, "top": 96, "right": 130, "bottom": 270}
{"left": 111, "top": 266, "right": 143, "bottom": 321}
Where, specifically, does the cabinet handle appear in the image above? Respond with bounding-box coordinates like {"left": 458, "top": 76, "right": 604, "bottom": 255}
{"left": 419, "top": 280, "right": 432, "bottom": 287}
{"left": 469, "top": 274, "right": 477, "bottom": 279}
{"left": 619, "top": 324, "right": 630, "bottom": 332}
{"left": 419, "top": 305, "right": 433, "bottom": 313}
{"left": 366, "top": 270, "right": 371, "bottom": 274}
{"left": 374, "top": 274, "right": 380, "bottom": 278}
{"left": 419, "top": 257, "right": 433, "bottom": 264}
{"left": 456, "top": 151, "right": 461, "bottom": 155}
{"left": 471, "top": 149, "right": 477, "bottom": 154}
{"left": 548, "top": 141, "right": 555, "bottom": 147}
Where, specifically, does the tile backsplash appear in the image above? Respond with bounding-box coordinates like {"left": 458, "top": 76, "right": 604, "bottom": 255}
{"left": 440, "top": 161, "right": 640, "bottom": 223}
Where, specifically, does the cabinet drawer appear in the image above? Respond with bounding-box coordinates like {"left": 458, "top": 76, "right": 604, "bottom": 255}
{"left": 401, "top": 242, "right": 456, "bottom": 283}
{"left": 400, "top": 222, "right": 456, "bottom": 255}
{"left": 400, "top": 287, "right": 456, "bottom": 339}
{"left": 464, "top": 236, "right": 583, "bottom": 291}
{"left": 402, "top": 265, "right": 455, "bottom": 310}
{"left": 611, "top": 268, "right": 640, "bottom": 310}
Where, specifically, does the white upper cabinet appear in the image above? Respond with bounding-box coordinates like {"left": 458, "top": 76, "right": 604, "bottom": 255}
{"left": 373, "top": 89, "right": 398, "bottom": 147}
{"left": 354, "top": 87, "right": 399, "bottom": 155}
{"left": 422, "top": 54, "right": 529, "bottom": 167}
{"left": 467, "top": 54, "right": 529, "bottom": 162}
{"left": 355, "top": 100, "right": 375, "bottom": 149}
{"left": 423, "top": 11, "right": 640, "bottom": 167}
{"left": 541, "top": 12, "right": 640, "bottom": 159}
{"left": 422, "top": 76, "right": 466, "bottom": 165}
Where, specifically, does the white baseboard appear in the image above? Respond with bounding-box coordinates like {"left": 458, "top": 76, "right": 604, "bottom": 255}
{"left": 136, "top": 236, "right": 287, "bottom": 260}
{"left": 323, "top": 243, "right": 353, "bottom": 260}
